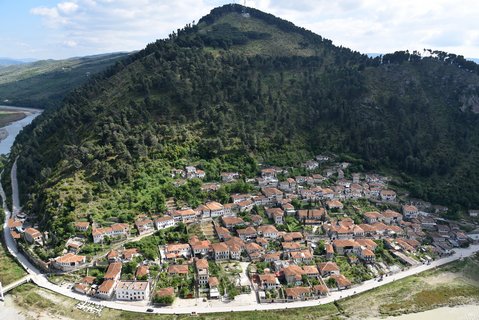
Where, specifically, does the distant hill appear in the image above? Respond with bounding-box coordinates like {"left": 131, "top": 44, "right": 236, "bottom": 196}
{"left": 0, "top": 52, "right": 130, "bottom": 109}
{"left": 0, "top": 57, "right": 36, "bottom": 66}
{"left": 5, "top": 4, "right": 479, "bottom": 246}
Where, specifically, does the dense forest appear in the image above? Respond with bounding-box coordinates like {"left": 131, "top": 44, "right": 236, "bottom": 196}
{"left": 4, "top": 4, "right": 479, "bottom": 242}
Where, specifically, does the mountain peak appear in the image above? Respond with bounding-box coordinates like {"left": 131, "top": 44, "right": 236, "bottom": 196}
{"left": 174, "top": 4, "right": 337, "bottom": 57}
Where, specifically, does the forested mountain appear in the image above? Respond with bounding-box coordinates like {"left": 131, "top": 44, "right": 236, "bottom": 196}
{"left": 0, "top": 52, "right": 129, "bottom": 109}
{"left": 5, "top": 4, "right": 479, "bottom": 242}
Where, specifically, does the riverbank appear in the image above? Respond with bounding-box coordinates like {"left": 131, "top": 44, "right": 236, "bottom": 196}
{"left": 0, "top": 105, "right": 42, "bottom": 154}
{"left": 0, "top": 128, "right": 7, "bottom": 141}
{"left": 0, "top": 111, "right": 27, "bottom": 138}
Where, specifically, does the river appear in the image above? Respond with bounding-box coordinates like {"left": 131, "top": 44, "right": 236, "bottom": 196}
{"left": 0, "top": 105, "right": 42, "bottom": 155}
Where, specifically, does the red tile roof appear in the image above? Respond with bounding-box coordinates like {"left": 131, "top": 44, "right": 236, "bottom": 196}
{"left": 156, "top": 287, "right": 174, "bottom": 297}
{"left": 285, "top": 286, "right": 311, "bottom": 298}
{"left": 98, "top": 279, "right": 115, "bottom": 294}
{"left": 167, "top": 264, "right": 189, "bottom": 275}
{"left": 318, "top": 261, "right": 340, "bottom": 273}
{"left": 104, "top": 262, "right": 122, "bottom": 280}
{"left": 195, "top": 258, "right": 209, "bottom": 269}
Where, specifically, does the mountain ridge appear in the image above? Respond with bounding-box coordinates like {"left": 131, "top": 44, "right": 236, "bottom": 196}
{"left": 0, "top": 57, "right": 37, "bottom": 66}
{"left": 4, "top": 4, "right": 479, "bottom": 245}
{"left": 0, "top": 52, "right": 130, "bottom": 109}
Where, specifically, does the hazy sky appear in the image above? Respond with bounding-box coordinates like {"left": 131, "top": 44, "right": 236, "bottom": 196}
{"left": 1, "top": 0, "right": 478, "bottom": 60}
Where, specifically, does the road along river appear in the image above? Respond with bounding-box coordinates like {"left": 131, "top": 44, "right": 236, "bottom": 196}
{"left": 0, "top": 105, "right": 41, "bottom": 319}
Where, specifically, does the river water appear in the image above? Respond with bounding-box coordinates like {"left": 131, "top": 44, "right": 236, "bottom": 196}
{"left": 0, "top": 105, "right": 42, "bottom": 155}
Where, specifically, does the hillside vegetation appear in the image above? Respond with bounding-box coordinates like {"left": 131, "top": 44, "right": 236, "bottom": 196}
{"left": 0, "top": 52, "right": 129, "bottom": 109}
{"left": 4, "top": 4, "right": 479, "bottom": 243}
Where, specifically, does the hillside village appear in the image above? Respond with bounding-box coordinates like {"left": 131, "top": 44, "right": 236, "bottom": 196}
{"left": 6, "top": 155, "right": 478, "bottom": 306}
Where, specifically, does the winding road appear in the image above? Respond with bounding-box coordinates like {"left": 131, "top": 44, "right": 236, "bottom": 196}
{"left": 2, "top": 160, "right": 479, "bottom": 314}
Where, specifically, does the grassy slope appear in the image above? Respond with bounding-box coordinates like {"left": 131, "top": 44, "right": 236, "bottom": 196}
{"left": 7, "top": 254, "right": 479, "bottom": 320}
{"left": 0, "top": 53, "right": 130, "bottom": 109}
{"left": 0, "top": 241, "right": 26, "bottom": 286}
{"left": 200, "top": 12, "right": 318, "bottom": 57}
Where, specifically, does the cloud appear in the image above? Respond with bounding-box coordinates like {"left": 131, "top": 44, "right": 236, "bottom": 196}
{"left": 253, "top": 0, "right": 479, "bottom": 57}
{"left": 63, "top": 40, "right": 78, "bottom": 47}
{"left": 30, "top": 2, "right": 77, "bottom": 27}
{"left": 30, "top": 7, "right": 61, "bottom": 20}
{"left": 27, "top": 0, "right": 479, "bottom": 58}
{"left": 57, "top": 2, "right": 79, "bottom": 14}
{"left": 30, "top": 0, "right": 214, "bottom": 55}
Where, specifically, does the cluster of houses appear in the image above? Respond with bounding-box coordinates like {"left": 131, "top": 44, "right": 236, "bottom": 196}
{"left": 134, "top": 202, "right": 443, "bottom": 301}
{"left": 9, "top": 156, "right": 477, "bottom": 305}
{"left": 130, "top": 160, "right": 472, "bottom": 301}
{"left": 73, "top": 252, "right": 151, "bottom": 302}
{"left": 171, "top": 166, "right": 206, "bottom": 180}
{"left": 7, "top": 219, "right": 44, "bottom": 246}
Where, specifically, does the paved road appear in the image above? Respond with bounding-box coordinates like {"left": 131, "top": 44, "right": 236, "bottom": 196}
{"left": 2, "top": 275, "right": 32, "bottom": 293}
{"left": 2, "top": 160, "right": 44, "bottom": 275}
{"left": 2, "top": 161, "right": 479, "bottom": 314}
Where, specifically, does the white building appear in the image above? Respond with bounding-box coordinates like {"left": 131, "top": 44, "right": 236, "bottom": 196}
{"left": 164, "top": 243, "right": 191, "bottom": 259}
{"left": 155, "top": 216, "right": 176, "bottom": 230}
{"left": 210, "top": 242, "right": 229, "bottom": 261}
{"left": 195, "top": 258, "right": 209, "bottom": 286}
{"left": 469, "top": 210, "right": 479, "bottom": 218}
{"left": 97, "top": 279, "right": 116, "bottom": 299}
{"left": 257, "top": 225, "right": 279, "bottom": 239}
{"left": 303, "top": 160, "right": 319, "bottom": 170}
{"left": 380, "top": 189, "right": 397, "bottom": 201}
{"left": 203, "top": 201, "right": 225, "bottom": 218}
{"left": 221, "top": 172, "right": 239, "bottom": 182}
{"left": 171, "top": 208, "right": 197, "bottom": 223}
{"left": 92, "top": 223, "right": 129, "bottom": 244}
{"left": 115, "top": 281, "right": 150, "bottom": 301}
{"left": 52, "top": 253, "right": 86, "bottom": 271}
{"left": 402, "top": 205, "right": 419, "bottom": 219}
